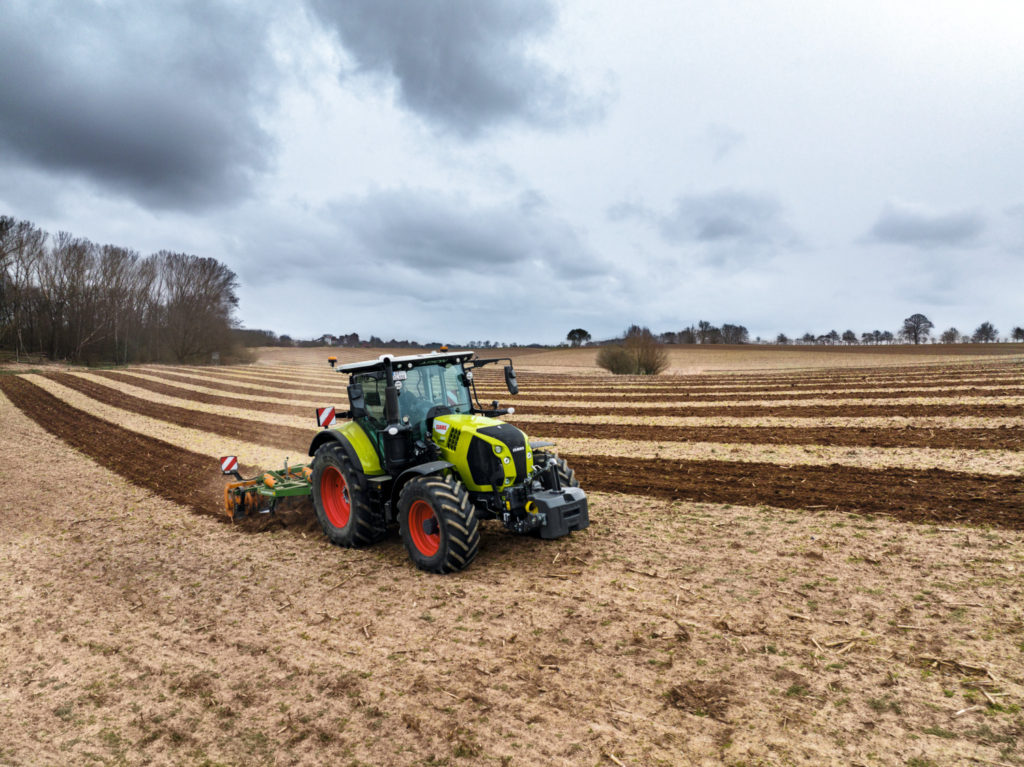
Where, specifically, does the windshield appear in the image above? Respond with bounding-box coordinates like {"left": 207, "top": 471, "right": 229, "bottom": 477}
{"left": 397, "top": 362, "right": 471, "bottom": 426}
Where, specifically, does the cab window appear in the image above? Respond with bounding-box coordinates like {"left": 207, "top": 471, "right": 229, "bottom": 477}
{"left": 355, "top": 374, "right": 386, "bottom": 423}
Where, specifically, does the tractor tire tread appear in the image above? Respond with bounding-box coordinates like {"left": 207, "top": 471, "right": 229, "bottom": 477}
{"left": 311, "top": 442, "right": 386, "bottom": 548}
{"left": 398, "top": 474, "right": 479, "bottom": 574}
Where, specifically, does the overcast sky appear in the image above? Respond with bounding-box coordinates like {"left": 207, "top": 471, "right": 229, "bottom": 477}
{"left": 2, "top": 0, "right": 1022, "bottom": 344}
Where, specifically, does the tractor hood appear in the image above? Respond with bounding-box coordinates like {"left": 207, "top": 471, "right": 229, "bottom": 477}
{"left": 430, "top": 413, "right": 534, "bottom": 492}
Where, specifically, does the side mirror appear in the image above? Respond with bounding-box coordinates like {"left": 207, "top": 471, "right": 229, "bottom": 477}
{"left": 347, "top": 382, "right": 367, "bottom": 419}
{"left": 504, "top": 365, "right": 518, "bottom": 395}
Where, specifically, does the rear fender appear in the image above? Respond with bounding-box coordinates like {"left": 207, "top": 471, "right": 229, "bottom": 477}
{"left": 308, "top": 421, "right": 384, "bottom": 476}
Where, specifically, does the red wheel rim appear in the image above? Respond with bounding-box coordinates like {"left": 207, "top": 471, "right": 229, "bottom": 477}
{"left": 321, "top": 466, "right": 351, "bottom": 528}
{"left": 408, "top": 500, "right": 440, "bottom": 556}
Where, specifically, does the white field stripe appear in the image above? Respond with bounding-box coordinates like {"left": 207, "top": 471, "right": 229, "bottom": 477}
{"left": 475, "top": 373, "right": 1024, "bottom": 387}
{"left": 25, "top": 375, "right": 293, "bottom": 468}
{"left": 115, "top": 371, "right": 335, "bottom": 408}
{"left": 69, "top": 373, "right": 314, "bottom": 430}
{"left": 62, "top": 375, "right": 1024, "bottom": 433}
{"left": 197, "top": 365, "right": 1022, "bottom": 391}
{"left": 174, "top": 366, "right": 347, "bottom": 387}
{"left": 137, "top": 368, "right": 340, "bottom": 398}
{"left": 507, "top": 414, "right": 1024, "bottom": 429}
{"left": 472, "top": 383, "right": 1024, "bottom": 400}
{"left": 548, "top": 436, "right": 1024, "bottom": 476}
{"left": 502, "top": 395, "right": 1024, "bottom": 409}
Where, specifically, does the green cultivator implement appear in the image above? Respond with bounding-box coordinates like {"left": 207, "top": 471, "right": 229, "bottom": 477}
{"left": 221, "top": 457, "right": 314, "bottom": 520}
{"left": 220, "top": 350, "right": 588, "bottom": 573}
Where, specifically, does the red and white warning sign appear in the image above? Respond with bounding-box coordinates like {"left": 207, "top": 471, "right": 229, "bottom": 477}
{"left": 220, "top": 456, "right": 238, "bottom": 474}
{"left": 316, "top": 407, "right": 337, "bottom": 428}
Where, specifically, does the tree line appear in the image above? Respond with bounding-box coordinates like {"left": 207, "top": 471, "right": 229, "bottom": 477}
{"left": 0, "top": 216, "right": 242, "bottom": 364}
{"left": 570, "top": 314, "right": 1023, "bottom": 349}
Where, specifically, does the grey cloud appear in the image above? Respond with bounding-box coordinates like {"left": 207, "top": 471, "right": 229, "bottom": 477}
{"left": 327, "top": 189, "right": 599, "bottom": 280}
{"left": 0, "top": 1, "right": 278, "bottom": 210}
{"left": 605, "top": 201, "right": 652, "bottom": 222}
{"left": 307, "top": 0, "right": 601, "bottom": 138}
{"left": 658, "top": 191, "right": 789, "bottom": 245}
{"left": 706, "top": 123, "right": 744, "bottom": 162}
{"left": 866, "top": 202, "right": 985, "bottom": 248}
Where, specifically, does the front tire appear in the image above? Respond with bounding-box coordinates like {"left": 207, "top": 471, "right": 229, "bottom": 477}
{"left": 310, "top": 442, "right": 385, "bottom": 547}
{"left": 536, "top": 451, "right": 580, "bottom": 488}
{"left": 398, "top": 475, "right": 480, "bottom": 573}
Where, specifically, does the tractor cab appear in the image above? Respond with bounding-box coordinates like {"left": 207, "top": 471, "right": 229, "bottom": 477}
{"left": 347, "top": 355, "right": 474, "bottom": 442}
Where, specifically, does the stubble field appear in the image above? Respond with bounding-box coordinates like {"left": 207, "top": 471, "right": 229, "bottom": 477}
{"left": 1, "top": 345, "right": 1023, "bottom": 767}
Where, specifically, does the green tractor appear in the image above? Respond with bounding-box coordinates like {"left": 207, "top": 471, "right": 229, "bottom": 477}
{"left": 290, "top": 351, "right": 587, "bottom": 573}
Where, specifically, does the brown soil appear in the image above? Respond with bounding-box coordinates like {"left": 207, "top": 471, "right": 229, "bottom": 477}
{"left": 0, "top": 376, "right": 228, "bottom": 518}
{"left": 528, "top": 402, "right": 1024, "bottom": 418}
{"left": 489, "top": 357, "right": 1024, "bottom": 384}
{"left": 0, "top": 376, "right": 312, "bottom": 532}
{"left": 68, "top": 373, "right": 1024, "bottom": 451}
{"left": 48, "top": 373, "right": 311, "bottom": 449}
{"left": 156, "top": 365, "right": 351, "bottom": 393}
{"left": 564, "top": 454, "right": 1024, "bottom": 528}
{"left": 5, "top": 375, "right": 1021, "bottom": 531}
{"left": 491, "top": 386, "right": 1024, "bottom": 403}
{"left": 92, "top": 370, "right": 309, "bottom": 416}
{"left": 524, "top": 420, "right": 1024, "bottom": 450}
{"left": 4, "top": 359, "right": 1024, "bottom": 767}
{"left": 138, "top": 360, "right": 1024, "bottom": 403}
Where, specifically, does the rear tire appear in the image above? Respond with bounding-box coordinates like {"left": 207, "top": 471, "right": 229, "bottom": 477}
{"left": 398, "top": 475, "right": 480, "bottom": 573}
{"left": 310, "top": 442, "right": 385, "bottom": 547}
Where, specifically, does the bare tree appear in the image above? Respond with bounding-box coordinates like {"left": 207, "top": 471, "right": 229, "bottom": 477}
{"left": 841, "top": 330, "right": 857, "bottom": 344}
{"left": 155, "top": 251, "right": 240, "bottom": 362}
{"left": 972, "top": 322, "right": 998, "bottom": 343}
{"left": 901, "top": 313, "right": 933, "bottom": 344}
{"left": 720, "top": 323, "right": 749, "bottom": 344}
{"left": 939, "top": 327, "right": 960, "bottom": 344}
{"left": 0, "top": 217, "right": 47, "bottom": 360}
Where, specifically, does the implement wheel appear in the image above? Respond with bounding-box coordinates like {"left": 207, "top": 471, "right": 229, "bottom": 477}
{"left": 398, "top": 475, "right": 479, "bottom": 574}
{"left": 311, "top": 442, "right": 385, "bottom": 547}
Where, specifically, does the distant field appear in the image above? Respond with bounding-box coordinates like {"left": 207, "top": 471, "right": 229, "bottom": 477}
{"left": 1, "top": 346, "right": 1022, "bottom": 766}
{"left": 254, "top": 342, "right": 1024, "bottom": 375}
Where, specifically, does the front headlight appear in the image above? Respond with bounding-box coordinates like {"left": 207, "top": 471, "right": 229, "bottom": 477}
{"left": 493, "top": 444, "right": 503, "bottom": 454}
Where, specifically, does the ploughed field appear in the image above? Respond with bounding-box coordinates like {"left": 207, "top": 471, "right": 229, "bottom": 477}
{"left": 2, "top": 352, "right": 1023, "bottom": 766}
{"left": 4, "top": 358, "right": 1021, "bottom": 529}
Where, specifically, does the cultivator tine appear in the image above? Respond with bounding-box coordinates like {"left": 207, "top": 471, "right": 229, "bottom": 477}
{"left": 223, "top": 479, "right": 262, "bottom": 521}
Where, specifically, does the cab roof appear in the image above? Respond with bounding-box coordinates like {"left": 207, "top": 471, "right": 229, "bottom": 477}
{"left": 337, "top": 350, "right": 474, "bottom": 374}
